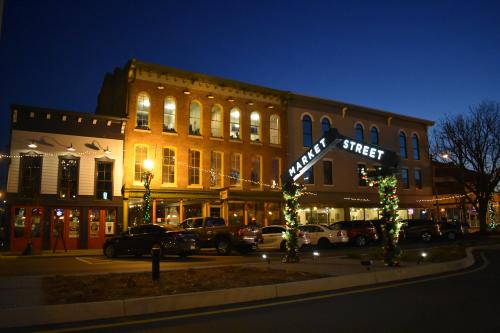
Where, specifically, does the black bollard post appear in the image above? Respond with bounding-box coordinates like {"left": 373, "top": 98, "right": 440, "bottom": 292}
{"left": 151, "top": 246, "right": 161, "bottom": 281}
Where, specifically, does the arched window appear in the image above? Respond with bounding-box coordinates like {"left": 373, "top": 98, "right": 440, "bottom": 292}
{"left": 370, "top": 127, "right": 379, "bottom": 145}
{"left": 412, "top": 134, "right": 420, "bottom": 160}
{"left": 211, "top": 105, "right": 223, "bottom": 137}
{"left": 250, "top": 112, "right": 261, "bottom": 142}
{"left": 355, "top": 123, "right": 364, "bottom": 142}
{"left": 229, "top": 108, "right": 241, "bottom": 139}
{"left": 270, "top": 114, "right": 280, "bottom": 145}
{"left": 189, "top": 101, "right": 202, "bottom": 135}
{"left": 321, "top": 118, "right": 331, "bottom": 136}
{"left": 163, "top": 97, "right": 176, "bottom": 132}
{"left": 302, "top": 115, "right": 312, "bottom": 147}
{"left": 399, "top": 132, "right": 407, "bottom": 159}
{"left": 136, "top": 92, "right": 150, "bottom": 129}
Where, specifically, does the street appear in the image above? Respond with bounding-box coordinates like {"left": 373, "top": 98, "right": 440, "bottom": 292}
{"left": 24, "top": 249, "right": 499, "bottom": 333}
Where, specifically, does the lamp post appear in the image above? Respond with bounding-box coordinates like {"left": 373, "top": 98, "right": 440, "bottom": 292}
{"left": 142, "top": 159, "right": 154, "bottom": 224}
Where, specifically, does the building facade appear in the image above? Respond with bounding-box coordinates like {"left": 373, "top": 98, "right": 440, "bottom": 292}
{"left": 97, "top": 60, "right": 287, "bottom": 229}
{"left": 286, "top": 94, "right": 435, "bottom": 224}
{"left": 6, "top": 106, "right": 125, "bottom": 251}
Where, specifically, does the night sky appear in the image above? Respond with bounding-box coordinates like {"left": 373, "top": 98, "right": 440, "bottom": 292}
{"left": 1, "top": 0, "right": 500, "bottom": 150}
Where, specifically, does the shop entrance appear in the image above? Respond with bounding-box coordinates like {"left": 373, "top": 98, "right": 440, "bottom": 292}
{"left": 51, "top": 208, "right": 81, "bottom": 251}
{"left": 10, "top": 206, "right": 44, "bottom": 252}
{"left": 88, "top": 208, "right": 117, "bottom": 249}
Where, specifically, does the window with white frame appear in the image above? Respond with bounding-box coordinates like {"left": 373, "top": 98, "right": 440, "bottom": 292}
{"left": 270, "top": 114, "right": 280, "bottom": 145}
{"left": 210, "top": 151, "right": 223, "bottom": 187}
{"left": 188, "top": 149, "right": 201, "bottom": 185}
{"left": 163, "top": 97, "right": 176, "bottom": 132}
{"left": 134, "top": 145, "right": 148, "bottom": 183}
{"left": 211, "top": 105, "right": 223, "bottom": 137}
{"left": 230, "top": 108, "right": 241, "bottom": 139}
{"left": 189, "top": 101, "right": 202, "bottom": 135}
{"left": 136, "top": 92, "right": 150, "bottom": 129}
{"left": 162, "top": 147, "right": 176, "bottom": 184}
{"left": 250, "top": 112, "right": 261, "bottom": 142}
{"left": 250, "top": 155, "right": 261, "bottom": 188}
{"left": 230, "top": 153, "right": 241, "bottom": 186}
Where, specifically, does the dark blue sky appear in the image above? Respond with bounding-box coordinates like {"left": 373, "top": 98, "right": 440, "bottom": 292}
{"left": 1, "top": 0, "right": 499, "bottom": 147}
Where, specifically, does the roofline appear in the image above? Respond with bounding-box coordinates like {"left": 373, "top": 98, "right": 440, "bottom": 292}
{"left": 289, "top": 93, "right": 435, "bottom": 126}
{"left": 130, "top": 59, "right": 289, "bottom": 98}
{"left": 11, "top": 104, "right": 127, "bottom": 122}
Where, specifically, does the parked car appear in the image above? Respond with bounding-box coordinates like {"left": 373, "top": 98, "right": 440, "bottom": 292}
{"left": 331, "top": 221, "right": 378, "bottom": 246}
{"left": 298, "top": 224, "right": 349, "bottom": 248}
{"left": 180, "top": 217, "right": 262, "bottom": 255}
{"left": 260, "top": 225, "right": 310, "bottom": 251}
{"left": 401, "top": 219, "right": 442, "bottom": 242}
{"left": 103, "top": 224, "right": 199, "bottom": 259}
{"left": 438, "top": 220, "right": 469, "bottom": 240}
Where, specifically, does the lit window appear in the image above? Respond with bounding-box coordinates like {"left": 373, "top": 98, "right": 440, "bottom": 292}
{"left": 357, "top": 164, "right": 366, "bottom": 186}
{"left": 400, "top": 167, "right": 409, "bottom": 188}
{"left": 271, "top": 158, "right": 281, "bottom": 189}
{"left": 323, "top": 160, "right": 333, "bottom": 185}
{"left": 163, "top": 97, "right": 176, "bottom": 132}
{"left": 230, "top": 153, "right": 241, "bottom": 186}
{"left": 230, "top": 108, "right": 241, "bottom": 139}
{"left": 302, "top": 115, "right": 312, "bottom": 147}
{"left": 211, "top": 105, "right": 223, "bottom": 137}
{"left": 250, "top": 155, "right": 261, "bottom": 188}
{"left": 188, "top": 149, "right": 201, "bottom": 185}
{"left": 412, "top": 134, "right": 420, "bottom": 160}
{"left": 250, "top": 112, "right": 261, "bottom": 142}
{"left": 270, "top": 114, "right": 280, "bottom": 145}
{"left": 370, "top": 127, "right": 379, "bottom": 145}
{"left": 355, "top": 123, "right": 364, "bottom": 142}
{"left": 189, "top": 101, "right": 202, "bottom": 135}
{"left": 59, "top": 157, "right": 79, "bottom": 199}
{"left": 134, "top": 145, "right": 148, "bottom": 183}
{"left": 136, "top": 92, "right": 150, "bottom": 129}
{"left": 304, "top": 166, "right": 314, "bottom": 184}
{"left": 96, "top": 160, "right": 113, "bottom": 200}
{"left": 414, "top": 169, "right": 422, "bottom": 189}
{"left": 19, "top": 154, "right": 42, "bottom": 197}
{"left": 211, "top": 151, "right": 223, "bottom": 187}
{"left": 399, "top": 132, "right": 407, "bottom": 159}
{"left": 321, "top": 118, "right": 331, "bottom": 136}
{"left": 162, "top": 147, "right": 176, "bottom": 184}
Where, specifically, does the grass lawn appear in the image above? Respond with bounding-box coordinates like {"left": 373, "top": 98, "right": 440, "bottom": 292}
{"left": 43, "top": 266, "right": 327, "bottom": 305}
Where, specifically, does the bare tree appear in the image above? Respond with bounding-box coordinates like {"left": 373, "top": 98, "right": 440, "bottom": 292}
{"left": 433, "top": 101, "right": 500, "bottom": 232}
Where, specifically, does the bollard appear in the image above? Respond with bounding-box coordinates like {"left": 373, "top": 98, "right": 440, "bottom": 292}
{"left": 151, "top": 246, "right": 161, "bottom": 281}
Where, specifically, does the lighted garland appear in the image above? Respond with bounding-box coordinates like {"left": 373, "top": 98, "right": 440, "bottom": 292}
{"left": 282, "top": 182, "right": 304, "bottom": 263}
{"left": 488, "top": 197, "right": 497, "bottom": 231}
{"left": 362, "top": 170, "right": 402, "bottom": 266}
{"left": 142, "top": 172, "right": 153, "bottom": 224}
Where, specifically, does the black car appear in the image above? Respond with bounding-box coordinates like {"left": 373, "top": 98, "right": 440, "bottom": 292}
{"left": 438, "top": 220, "right": 469, "bottom": 240}
{"left": 401, "top": 219, "right": 442, "bottom": 242}
{"left": 103, "top": 224, "right": 199, "bottom": 258}
{"left": 369, "top": 219, "right": 406, "bottom": 241}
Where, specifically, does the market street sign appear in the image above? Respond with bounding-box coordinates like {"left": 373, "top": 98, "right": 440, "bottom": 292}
{"left": 283, "top": 128, "right": 399, "bottom": 187}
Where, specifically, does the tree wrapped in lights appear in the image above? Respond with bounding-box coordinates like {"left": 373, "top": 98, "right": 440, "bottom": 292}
{"left": 488, "top": 196, "right": 497, "bottom": 231}
{"left": 363, "top": 170, "right": 402, "bottom": 266}
{"left": 142, "top": 160, "right": 154, "bottom": 224}
{"left": 282, "top": 182, "right": 304, "bottom": 263}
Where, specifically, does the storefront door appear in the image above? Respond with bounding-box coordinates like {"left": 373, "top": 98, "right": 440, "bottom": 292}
{"left": 88, "top": 208, "right": 116, "bottom": 249}
{"left": 10, "top": 207, "right": 44, "bottom": 252}
{"left": 51, "top": 208, "right": 81, "bottom": 251}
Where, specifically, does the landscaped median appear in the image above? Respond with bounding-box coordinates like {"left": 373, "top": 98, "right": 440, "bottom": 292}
{"left": 0, "top": 245, "right": 493, "bottom": 329}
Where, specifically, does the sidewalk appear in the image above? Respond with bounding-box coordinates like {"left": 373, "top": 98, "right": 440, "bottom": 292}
{"left": 0, "top": 248, "right": 103, "bottom": 258}
{"left": 0, "top": 246, "right": 485, "bottom": 328}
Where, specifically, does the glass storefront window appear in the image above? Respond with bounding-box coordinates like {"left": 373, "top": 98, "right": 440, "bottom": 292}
{"left": 210, "top": 206, "right": 221, "bottom": 217}
{"left": 247, "top": 202, "right": 264, "bottom": 226}
{"left": 31, "top": 208, "right": 42, "bottom": 237}
{"left": 128, "top": 199, "right": 144, "bottom": 227}
{"left": 105, "top": 209, "right": 116, "bottom": 235}
{"left": 228, "top": 202, "right": 244, "bottom": 226}
{"left": 267, "top": 203, "right": 281, "bottom": 225}
{"left": 397, "top": 209, "right": 409, "bottom": 220}
{"left": 156, "top": 200, "right": 180, "bottom": 226}
{"left": 365, "top": 208, "right": 379, "bottom": 220}
{"left": 183, "top": 203, "right": 202, "bottom": 219}
{"left": 14, "top": 208, "right": 26, "bottom": 238}
{"left": 89, "top": 209, "right": 100, "bottom": 238}
{"left": 350, "top": 207, "right": 365, "bottom": 221}
{"left": 68, "top": 209, "right": 80, "bottom": 238}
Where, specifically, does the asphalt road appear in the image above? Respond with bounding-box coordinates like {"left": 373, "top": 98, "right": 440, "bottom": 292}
{"left": 0, "top": 242, "right": 452, "bottom": 276}
{"left": 27, "top": 249, "right": 500, "bottom": 333}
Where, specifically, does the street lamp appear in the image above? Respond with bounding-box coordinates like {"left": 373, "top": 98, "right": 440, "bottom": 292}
{"left": 142, "top": 159, "right": 154, "bottom": 224}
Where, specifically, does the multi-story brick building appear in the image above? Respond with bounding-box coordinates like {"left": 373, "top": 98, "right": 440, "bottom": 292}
{"left": 5, "top": 105, "right": 125, "bottom": 251}
{"left": 97, "top": 60, "right": 287, "bottom": 229}
{"left": 286, "top": 94, "right": 435, "bottom": 224}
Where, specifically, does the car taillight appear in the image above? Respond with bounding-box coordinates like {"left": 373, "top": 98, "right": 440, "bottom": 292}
{"left": 237, "top": 227, "right": 246, "bottom": 237}
{"left": 337, "top": 231, "right": 343, "bottom": 237}
{"left": 298, "top": 231, "right": 305, "bottom": 238}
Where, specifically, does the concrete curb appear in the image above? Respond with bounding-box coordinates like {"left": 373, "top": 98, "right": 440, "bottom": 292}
{"left": 0, "top": 245, "right": 494, "bottom": 328}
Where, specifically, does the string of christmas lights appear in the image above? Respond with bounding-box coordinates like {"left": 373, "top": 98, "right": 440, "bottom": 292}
{"left": 416, "top": 193, "right": 473, "bottom": 203}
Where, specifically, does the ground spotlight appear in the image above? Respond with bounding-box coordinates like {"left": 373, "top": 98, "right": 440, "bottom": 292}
{"left": 262, "top": 253, "right": 270, "bottom": 264}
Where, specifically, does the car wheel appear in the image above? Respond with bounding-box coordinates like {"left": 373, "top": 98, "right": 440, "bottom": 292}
{"left": 318, "top": 238, "right": 330, "bottom": 249}
{"left": 421, "top": 232, "right": 432, "bottom": 242}
{"left": 447, "top": 232, "right": 457, "bottom": 241}
{"left": 104, "top": 244, "right": 116, "bottom": 258}
{"left": 216, "top": 239, "right": 232, "bottom": 255}
{"left": 280, "top": 240, "right": 287, "bottom": 251}
{"left": 355, "top": 236, "right": 367, "bottom": 247}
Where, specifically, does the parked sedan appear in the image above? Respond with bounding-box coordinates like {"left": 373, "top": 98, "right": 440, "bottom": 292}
{"left": 331, "top": 221, "right": 378, "bottom": 246}
{"left": 298, "top": 224, "right": 349, "bottom": 248}
{"left": 103, "top": 224, "right": 199, "bottom": 259}
{"left": 438, "top": 221, "right": 469, "bottom": 240}
{"left": 259, "top": 225, "right": 310, "bottom": 251}
{"left": 401, "top": 219, "right": 442, "bottom": 242}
